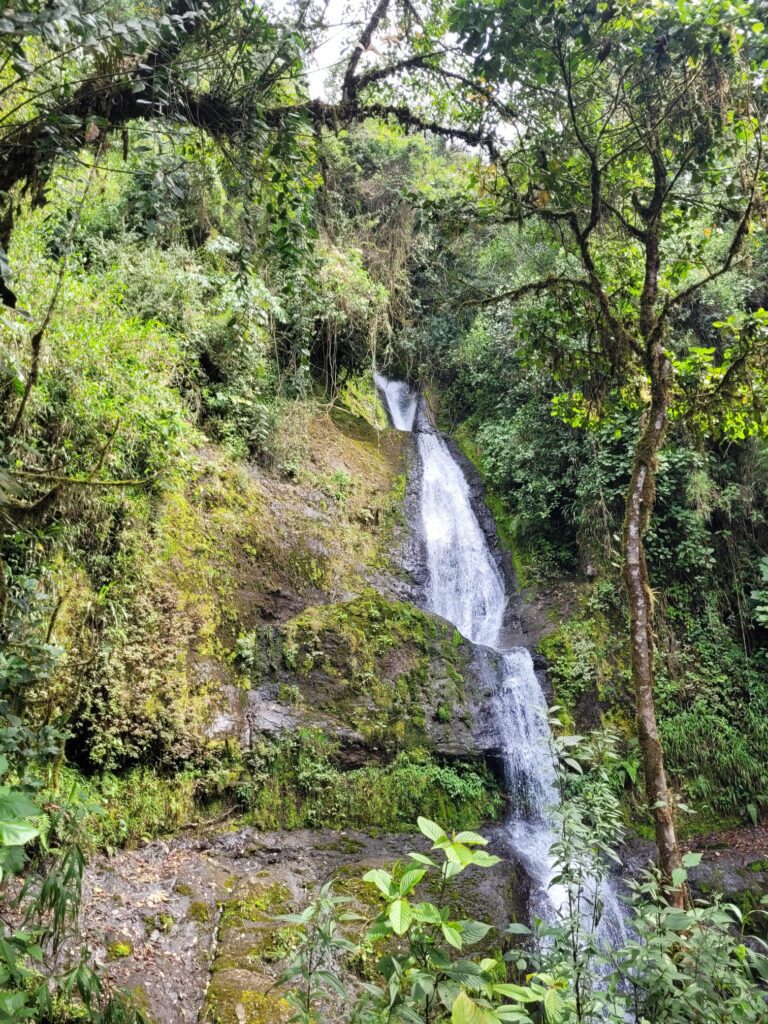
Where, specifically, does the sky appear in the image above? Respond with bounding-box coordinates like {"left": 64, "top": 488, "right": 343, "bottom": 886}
{"left": 304, "top": 0, "right": 354, "bottom": 98}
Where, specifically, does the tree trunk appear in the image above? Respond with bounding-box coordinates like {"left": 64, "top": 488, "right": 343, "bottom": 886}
{"left": 622, "top": 346, "right": 685, "bottom": 905}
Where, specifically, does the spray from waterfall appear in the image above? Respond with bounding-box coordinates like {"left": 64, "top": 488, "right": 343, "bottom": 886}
{"left": 375, "top": 371, "right": 626, "bottom": 940}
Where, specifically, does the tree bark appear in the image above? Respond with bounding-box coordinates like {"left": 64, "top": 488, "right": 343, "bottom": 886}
{"left": 622, "top": 345, "right": 685, "bottom": 904}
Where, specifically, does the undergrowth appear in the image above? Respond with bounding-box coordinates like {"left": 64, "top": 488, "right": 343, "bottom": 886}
{"left": 50, "top": 732, "right": 502, "bottom": 852}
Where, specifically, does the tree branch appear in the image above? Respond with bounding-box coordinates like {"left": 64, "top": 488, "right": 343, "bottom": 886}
{"left": 342, "top": 0, "right": 392, "bottom": 102}
{"left": 464, "top": 275, "right": 595, "bottom": 307}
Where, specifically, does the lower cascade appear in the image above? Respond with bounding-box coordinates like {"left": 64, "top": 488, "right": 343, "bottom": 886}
{"left": 376, "top": 372, "right": 626, "bottom": 941}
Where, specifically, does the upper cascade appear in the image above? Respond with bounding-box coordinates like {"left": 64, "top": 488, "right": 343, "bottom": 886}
{"left": 373, "top": 371, "right": 418, "bottom": 432}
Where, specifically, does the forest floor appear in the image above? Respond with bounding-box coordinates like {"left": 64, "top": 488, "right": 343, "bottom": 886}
{"left": 81, "top": 824, "right": 522, "bottom": 1024}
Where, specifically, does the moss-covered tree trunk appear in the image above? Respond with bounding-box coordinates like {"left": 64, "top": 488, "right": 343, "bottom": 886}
{"left": 623, "top": 345, "right": 685, "bottom": 904}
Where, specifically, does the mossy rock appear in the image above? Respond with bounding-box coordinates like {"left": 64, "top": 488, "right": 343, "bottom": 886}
{"left": 60, "top": 393, "right": 409, "bottom": 775}
{"left": 215, "top": 882, "right": 295, "bottom": 971}
{"left": 243, "top": 592, "right": 474, "bottom": 756}
{"left": 188, "top": 900, "right": 211, "bottom": 923}
{"left": 107, "top": 939, "right": 133, "bottom": 960}
{"left": 206, "top": 973, "right": 292, "bottom": 1024}
{"left": 219, "top": 881, "right": 292, "bottom": 928}
{"left": 215, "top": 923, "right": 298, "bottom": 971}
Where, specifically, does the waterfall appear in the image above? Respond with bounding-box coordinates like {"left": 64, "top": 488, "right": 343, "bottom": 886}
{"left": 373, "top": 372, "right": 418, "bottom": 432}
{"left": 376, "top": 372, "right": 626, "bottom": 940}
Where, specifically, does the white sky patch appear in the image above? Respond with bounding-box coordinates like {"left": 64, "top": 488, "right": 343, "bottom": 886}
{"left": 270, "top": 0, "right": 361, "bottom": 99}
{"left": 305, "top": 0, "right": 352, "bottom": 98}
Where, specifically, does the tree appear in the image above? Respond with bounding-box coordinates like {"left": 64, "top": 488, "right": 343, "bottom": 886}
{"left": 445, "top": 0, "right": 767, "bottom": 895}
{"left": 0, "top": 0, "right": 495, "bottom": 267}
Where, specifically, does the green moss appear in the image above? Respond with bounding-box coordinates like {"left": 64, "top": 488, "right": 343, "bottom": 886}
{"left": 332, "top": 864, "right": 388, "bottom": 909}
{"left": 107, "top": 940, "right": 133, "bottom": 960}
{"left": 188, "top": 900, "right": 211, "bottom": 923}
{"left": 219, "top": 882, "right": 292, "bottom": 928}
{"left": 242, "top": 734, "right": 502, "bottom": 832}
{"left": 143, "top": 912, "right": 174, "bottom": 934}
{"left": 314, "top": 836, "right": 366, "bottom": 854}
{"left": 242, "top": 926, "right": 297, "bottom": 965}
{"left": 206, "top": 976, "right": 293, "bottom": 1024}
{"left": 248, "top": 591, "right": 469, "bottom": 753}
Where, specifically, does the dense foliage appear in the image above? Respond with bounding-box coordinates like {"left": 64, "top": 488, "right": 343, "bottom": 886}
{"left": 276, "top": 732, "right": 768, "bottom": 1023}
{"left": 2, "top": 0, "right": 768, "bottom": 1017}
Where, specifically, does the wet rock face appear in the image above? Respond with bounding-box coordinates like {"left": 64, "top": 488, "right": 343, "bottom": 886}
{"left": 81, "top": 826, "right": 524, "bottom": 1024}
{"left": 236, "top": 592, "right": 503, "bottom": 765}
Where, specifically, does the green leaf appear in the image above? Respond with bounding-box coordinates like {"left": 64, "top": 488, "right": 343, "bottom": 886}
{"left": 409, "top": 852, "right": 437, "bottom": 867}
{"left": 442, "top": 922, "right": 463, "bottom": 949}
{"left": 470, "top": 851, "right": 501, "bottom": 868}
{"left": 0, "top": 792, "right": 39, "bottom": 819}
{"left": 458, "top": 919, "right": 492, "bottom": 945}
{"left": 363, "top": 869, "right": 394, "bottom": 897}
{"left": 315, "top": 970, "right": 347, "bottom": 998}
{"left": 389, "top": 898, "right": 413, "bottom": 935}
{"left": 0, "top": 822, "right": 39, "bottom": 847}
{"left": 671, "top": 867, "right": 687, "bottom": 887}
{"left": 493, "top": 983, "right": 540, "bottom": 1002}
{"left": 543, "top": 986, "right": 564, "bottom": 1022}
{"left": 453, "top": 831, "right": 488, "bottom": 846}
{"left": 451, "top": 990, "right": 495, "bottom": 1024}
{"left": 413, "top": 901, "right": 442, "bottom": 923}
{"left": 399, "top": 867, "right": 426, "bottom": 895}
{"left": 418, "top": 817, "right": 447, "bottom": 844}
{"left": 505, "top": 922, "right": 532, "bottom": 935}
{"left": 444, "top": 960, "right": 485, "bottom": 986}
{"left": 682, "top": 851, "right": 702, "bottom": 869}
{"left": 495, "top": 1008, "right": 533, "bottom": 1023}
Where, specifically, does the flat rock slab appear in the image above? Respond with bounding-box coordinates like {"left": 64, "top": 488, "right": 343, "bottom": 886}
{"left": 80, "top": 825, "right": 523, "bottom": 1024}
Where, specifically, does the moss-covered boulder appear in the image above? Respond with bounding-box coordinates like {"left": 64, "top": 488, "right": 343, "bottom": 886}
{"left": 54, "top": 401, "right": 409, "bottom": 772}
{"left": 241, "top": 591, "right": 501, "bottom": 763}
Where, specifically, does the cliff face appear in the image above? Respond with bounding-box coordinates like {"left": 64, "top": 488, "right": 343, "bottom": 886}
{"left": 58, "top": 401, "right": 412, "bottom": 771}
{"left": 69, "top": 394, "right": 524, "bottom": 1024}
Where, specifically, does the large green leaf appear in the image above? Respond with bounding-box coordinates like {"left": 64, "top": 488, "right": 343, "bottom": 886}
{"left": 451, "top": 991, "right": 497, "bottom": 1024}
{"left": 0, "top": 789, "right": 39, "bottom": 820}
{"left": 442, "top": 921, "right": 463, "bottom": 949}
{"left": 493, "top": 984, "right": 540, "bottom": 1003}
{"left": 399, "top": 867, "right": 426, "bottom": 895}
{"left": 453, "top": 831, "right": 488, "bottom": 846}
{"left": 363, "top": 868, "right": 394, "bottom": 897}
{"left": 543, "top": 986, "right": 565, "bottom": 1023}
{"left": 417, "top": 817, "right": 447, "bottom": 844}
{"left": 458, "top": 919, "right": 492, "bottom": 945}
{"left": 389, "top": 898, "right": 413, "bottom": 935}
{"left": 413, "top": 901, "right": 442, "bottom": 924}
{"left": 0, "top": 821, "right": 39, "bottom": 847}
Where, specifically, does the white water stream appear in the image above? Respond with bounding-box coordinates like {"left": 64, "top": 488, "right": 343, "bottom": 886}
{"left": 375, "top": 371, "right": 626, "bottom": 939}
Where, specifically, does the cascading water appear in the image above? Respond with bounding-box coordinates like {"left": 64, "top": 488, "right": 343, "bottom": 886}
{"left": 376, "top": 371, "right": 626, "bottom": 940}
{"left": 373, "top": 372, "right": 418, "bottom": 432}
